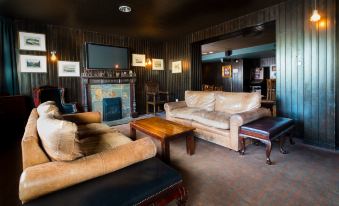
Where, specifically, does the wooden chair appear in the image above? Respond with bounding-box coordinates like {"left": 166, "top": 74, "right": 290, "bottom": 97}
{"left": 145, "top": 82, "right": 169, "bottom": 115}
{"left": 266, "top": 79, "right": 276, "bottom": 100}
{"left": 213, "top": 85, "right": 224, "bottom": 91}
{"left": 202, "top": 84, "right": 214, "bottom": 91}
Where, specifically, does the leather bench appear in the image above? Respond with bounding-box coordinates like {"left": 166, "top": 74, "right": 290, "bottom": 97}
{"left": 239, "top": 117, "right": 294, "bottom": 165}
{"left": 23, "top": 158, "right": 187, "bottom": 206}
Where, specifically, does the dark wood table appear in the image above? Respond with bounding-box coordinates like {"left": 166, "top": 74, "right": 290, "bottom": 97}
{"left": 130, "top": 117, "right": 196, "bottom": 163}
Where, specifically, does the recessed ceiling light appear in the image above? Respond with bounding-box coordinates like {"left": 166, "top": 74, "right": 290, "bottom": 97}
{"left": 202, "top": 52, "right": 207, "bottom": 55}
{"left": 208, "top": 51, "right": 214, "bottom": 54}
{"left": 119, "top": 5, "right": 131, "bottom": 13}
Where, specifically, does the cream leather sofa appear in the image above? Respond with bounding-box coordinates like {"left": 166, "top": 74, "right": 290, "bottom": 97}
{"left": 19, "top": 108, "right": 156, "bottom": 203}
{"left": 165, "top": 91, "right": 271, "bottom": 151}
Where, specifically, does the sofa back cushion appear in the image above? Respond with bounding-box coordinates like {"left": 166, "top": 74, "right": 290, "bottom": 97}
{"left": 215, "top": 92, "right": 261, "bottom": 114}
{"left": 185, "top": 91, "right": 215, "bottom": 111}
{"left": 37, "top": 115, "right": 83, "bottom": 161}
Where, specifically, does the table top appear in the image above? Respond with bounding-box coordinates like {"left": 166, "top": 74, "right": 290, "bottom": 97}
{"left": 130, "top": 117, "right": 195, "bottom": 140}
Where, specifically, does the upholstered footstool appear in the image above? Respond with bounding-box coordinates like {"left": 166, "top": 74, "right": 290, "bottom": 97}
{"left": 23, "top": 158, "right": 187, "bottom": 206}
{"left": 239, "top": 117, "right": 294, "bottom": 165}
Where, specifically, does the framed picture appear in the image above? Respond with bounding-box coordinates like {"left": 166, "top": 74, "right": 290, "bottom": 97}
{"left": 19, "top": 32, "right": 46, "bottom": 51}
{"left": 270, "top": 65, "right": 277, "bottom": 79}
{"left": 20, "top": 55, "right": 47, "bottom": 73}
{"left": 152, "top": 59, "right": 164, "bottom": 70}
{"left": 222, "top": 65, "right": 232, "bottom": 78}
{"left": 58, "top": 61, "right": 80, "bottom": 77}
{"left": 132, "top": 54, "right": 146, "bottom": 67}
{"left": 172, "top": 61, "right": 182, "bottom": 73}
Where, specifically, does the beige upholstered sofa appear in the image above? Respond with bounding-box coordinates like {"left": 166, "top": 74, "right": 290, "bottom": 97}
{"left": 19, "top": 102, "right": 156, "bottom": 203}
{"left": 165, "top": 91, "right": 271, "bottom": 151}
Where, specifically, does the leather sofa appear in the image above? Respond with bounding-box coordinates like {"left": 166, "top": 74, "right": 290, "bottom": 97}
{"left": 164, "top": 91, "right": 271, "bottom": 151}
{"left": 19, "top": 108, "right": 157, "bottom": 203}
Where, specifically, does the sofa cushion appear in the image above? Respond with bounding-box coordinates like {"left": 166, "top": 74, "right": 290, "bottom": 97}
{"left": 215, "top": 92, "right": 261, "bottom": 114}
{"left": 37, "top": 115, "right": 83, "bottom": 161}
{"left": 191, "top": 110, "right": 231, "bottom": 130}
{"left": 77, "top": 123, "right": 115, "bottom": 139}
{"left": 80, "top": 130, "right": 132, "bottom": 156}
{"left": 37, "top": 101, "right": 62, "bottom": 118}
{"left": 185, "top": 91, "right": 215, "bottom": 111}
{"left": 169, "top": 107, "right": 203, "bottom": 120}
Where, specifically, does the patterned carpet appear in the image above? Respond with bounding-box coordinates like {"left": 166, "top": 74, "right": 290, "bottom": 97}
{"left": 114, "top": 123, "right": 339, "bottom": 206}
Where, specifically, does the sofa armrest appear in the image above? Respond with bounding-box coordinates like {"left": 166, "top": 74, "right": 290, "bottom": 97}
{"left": 164, "top": 101, "right": 187, "bottom": 113}
{"left": 62, "top": 112, "right": 101, "bottom": 124}
{"left": 19, "top": 137, "right": 156, "bottom": 203}
{"left": 229, "top": 108, "right": 271, "bottom": 151}
{"left": 22, "top": 136, "right": 50, "bottom": 170}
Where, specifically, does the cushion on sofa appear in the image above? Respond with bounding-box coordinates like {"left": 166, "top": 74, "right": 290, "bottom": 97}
{"left": 191, "top": 110, "right": 231, "bottom": 130}
{"left": 37, "top": 101, "right": 62, "bottom": 119}
{"left": 185, "top": 91, "right": 215, "bottom": 111}
{"left": 37, "top": 115, "right": 83, "bottom": 161}
{"left": 215, "top": 92, "right": 261, "bottom": 114}
{"left": 77, "top": 123, "right": 116, "bottom": 139}
{"left": 168, "top": 107, "right": 203, "bottom": 120}
{"left": 80, "top": 131, "right": 132, "bottom": 156}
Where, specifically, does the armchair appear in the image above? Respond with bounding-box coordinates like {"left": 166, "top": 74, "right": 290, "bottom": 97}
{"left": 145, "top": 81, "right": 169, "bottom": 114}
{"left": 33, "top": 86, "right": 78, "bottom": 114}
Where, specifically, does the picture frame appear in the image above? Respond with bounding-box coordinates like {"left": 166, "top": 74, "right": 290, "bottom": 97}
{"left": 19, "top": 32, "right": 46, "bottom": 51}
{"left": 132, "top": 54, "right": 146, "bottom": 67}
{"left": 270, "top": 65, "right": 277, "bottom": 79}
{"left": 20, "top": 55, "right": 47, "bottom": 73}
{"left": 222, "top": 65, "right": 232, "bottom": 78}
{"left": 172, "top": 60, "right": 182, "bottom": 73}
{"left": 58, "top": 61, "right": 80, "bottom": 77}
{"left": 152, "top": 59, "right": 164, "bottom": 70}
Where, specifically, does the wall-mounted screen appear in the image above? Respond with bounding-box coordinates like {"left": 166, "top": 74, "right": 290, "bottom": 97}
{"left": 85, "top": 43, "right": 129, "bottom": 69}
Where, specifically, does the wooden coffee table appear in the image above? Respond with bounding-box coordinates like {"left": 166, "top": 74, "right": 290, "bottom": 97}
{"left": 130, "top": 117, "right": 195, "bottom": 163}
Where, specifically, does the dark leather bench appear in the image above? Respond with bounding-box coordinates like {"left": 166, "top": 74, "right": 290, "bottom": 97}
{"left": 24, "top": 158, "right": 187, "bottom": 206}
{"left": 239, "top": 117, "right": 294, "bottom": 165}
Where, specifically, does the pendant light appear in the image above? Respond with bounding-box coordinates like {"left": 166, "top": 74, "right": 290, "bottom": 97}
{"left": 310, "top": 0, "right": 321, "bottom": 22}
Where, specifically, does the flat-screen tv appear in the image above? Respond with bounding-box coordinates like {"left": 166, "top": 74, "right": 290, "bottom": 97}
{"left": 85, "top": 43, "right": 129, "bottom": 69}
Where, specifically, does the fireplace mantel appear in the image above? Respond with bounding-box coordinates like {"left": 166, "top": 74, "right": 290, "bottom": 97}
{"left": 81, "top": 76, "right": 136, "bottom": 114}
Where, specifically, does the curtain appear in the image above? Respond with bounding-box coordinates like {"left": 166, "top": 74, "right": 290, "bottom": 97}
{"left": 0, "top": 17, "right": 18, "bottom": 96}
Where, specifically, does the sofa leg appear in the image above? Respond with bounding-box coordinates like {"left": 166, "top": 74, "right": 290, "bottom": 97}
{"left": 239, "top": 137, "right": 245, "bottom": 155}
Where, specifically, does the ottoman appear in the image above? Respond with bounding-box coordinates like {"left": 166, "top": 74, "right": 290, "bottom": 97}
{"left": 23, "top": 158, "right": 187, "bottom": 206}
{"left": 239, "top": 117, "right": 294, "bottom": 165}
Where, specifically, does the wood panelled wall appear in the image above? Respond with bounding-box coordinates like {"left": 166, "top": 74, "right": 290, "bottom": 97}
{"left": 163, "top": 0, "right": 337, "bottom": 149}
{"left": 14, "top": 20, "right": 166, "bottom": 114}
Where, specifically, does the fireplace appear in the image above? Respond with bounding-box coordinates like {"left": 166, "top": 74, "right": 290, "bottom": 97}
{"left": 81, "top": 75, "right": 136, "bottom": 120}
{"left": 103, "top": 97, "right": 122, "bottom": 121}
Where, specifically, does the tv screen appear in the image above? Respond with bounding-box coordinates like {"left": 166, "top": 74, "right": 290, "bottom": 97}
{"left": 86, "top": 43, "right": 129, "bottom": 69}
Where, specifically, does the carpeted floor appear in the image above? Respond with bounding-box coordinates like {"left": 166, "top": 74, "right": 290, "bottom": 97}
{"left": 114, "top": 123, "right": 339, "bottom": 206}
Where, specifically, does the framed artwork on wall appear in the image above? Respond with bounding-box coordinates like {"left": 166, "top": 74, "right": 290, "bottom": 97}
{"left": 222, "top": 65, "right": 232, "bottom": 78}
{"left": 58, "top": 61, "right": 80, "bottom": 77}
{"left": 20, "top": 55, "right": 47, "bottom": 73}
{"left": 270, "top": 65, "right": 277, "bottom": 79}
{"left": 152, "top": 59, "right": 164, "bottom": 70}
{"left": 19, "top": 32, "right": 46, "bottom": 51}
{"left": 132, "top": 54, "right": 146, "bottom": 67}
{"left": 172, "top": 60, "right": 182, "bottom": 73}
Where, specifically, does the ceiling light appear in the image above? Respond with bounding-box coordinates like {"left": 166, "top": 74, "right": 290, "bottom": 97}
{"left": 208, "top": 51, "right": 214, "bottom": 54}
{"left": 310, "top": 0, "right": 321, "bottom": 22}
{"left": 119, "top": 5, "right": 131, "bottom": 13}
{"left": 202, "top": 52, "right": 207, "bottom": 55}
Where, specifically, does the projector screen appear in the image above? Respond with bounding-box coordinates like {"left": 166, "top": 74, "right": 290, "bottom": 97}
{"left": 86, "top": 43, "right": 129, "bottom": 69}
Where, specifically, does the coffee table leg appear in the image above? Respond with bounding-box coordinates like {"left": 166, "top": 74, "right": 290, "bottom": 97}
{"left": 265, "top": 141, "right": 272, "bottom": 165}
{"left": 130, "top": 125, "right": 136, "bottom": 141}
{"left": 161, "top": 140, "right": 170, "bottom": 163}
{"left": 186, "top": 135, "right": 195, "bottom": 155}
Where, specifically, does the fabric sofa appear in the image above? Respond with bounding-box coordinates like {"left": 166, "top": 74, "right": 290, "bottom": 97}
{"left": 19, "top": 105, "right": 157, "bottom": 203}
{"left": 164, "top": 91, "right": 271, "bottom": 151}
